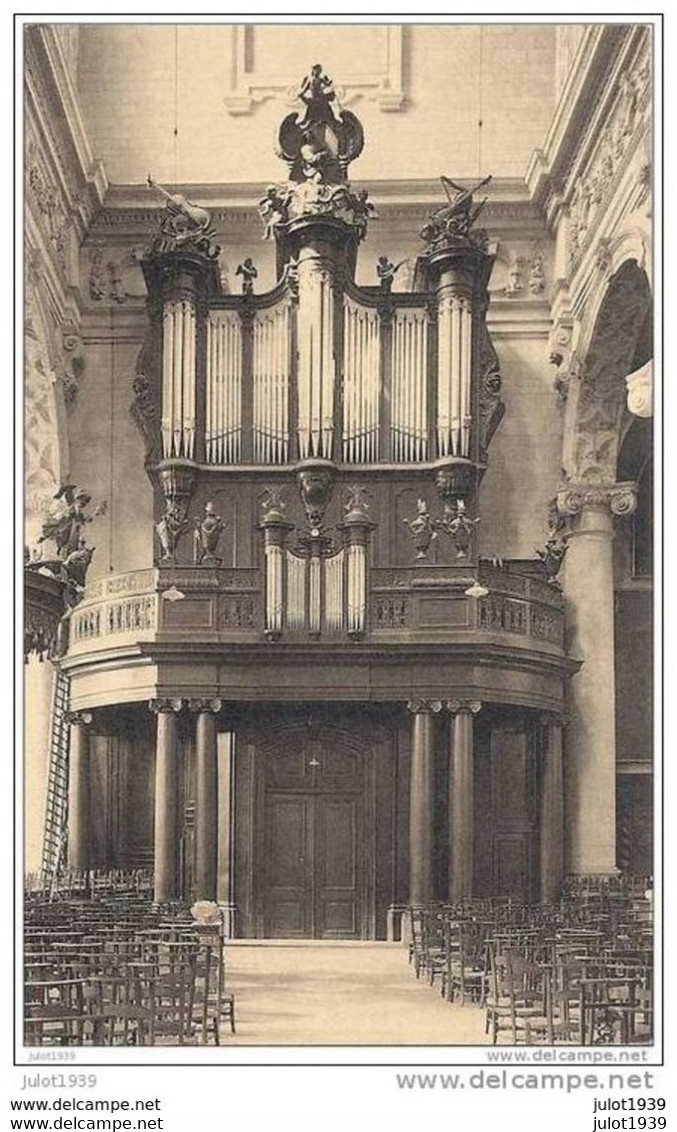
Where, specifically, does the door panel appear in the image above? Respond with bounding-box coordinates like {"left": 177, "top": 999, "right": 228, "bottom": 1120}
{"left": 315, "top": 796, "right": 360, "bottom": 938}
{"left": 265, "top": 795, "right": 310, "bottom": 937}
{"left": 261, "top": 737, "right": 364, "bottom": 938}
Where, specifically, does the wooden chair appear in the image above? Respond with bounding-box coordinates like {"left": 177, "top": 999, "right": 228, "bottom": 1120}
{"left": 24, "top": 978, "right": 88, "bottom": 1046}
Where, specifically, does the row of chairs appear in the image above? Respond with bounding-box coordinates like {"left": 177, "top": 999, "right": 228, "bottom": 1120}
{"left": 408, "top": 892, "right": 653, "bottom": 1046}
{"left": 24, "top": 895, "right": 235, "bottom": 1046}
{"left": 26, "top": 868, "right": 154, "bottom": 901}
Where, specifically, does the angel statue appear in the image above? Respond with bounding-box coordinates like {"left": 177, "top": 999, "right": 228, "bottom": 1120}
{"left": 421, "top": 174, "right": 492, "bottom": 243}
{"left": 147, "top": 175, "right": 218, "bottom": 253}
{"left": 36, "top": 485, "right": 107, "bottom": 560}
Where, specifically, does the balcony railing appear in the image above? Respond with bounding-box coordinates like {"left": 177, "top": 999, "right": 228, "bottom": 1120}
{"left": 65, "top": 561, "right": 564, "bottom": 657}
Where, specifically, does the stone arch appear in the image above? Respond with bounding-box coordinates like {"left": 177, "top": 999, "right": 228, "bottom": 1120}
{"left": 563, "top": 258, "right": 652, "bottom": 484}
{"left": 24, "top": 274, "right": 69, "bottom": 542}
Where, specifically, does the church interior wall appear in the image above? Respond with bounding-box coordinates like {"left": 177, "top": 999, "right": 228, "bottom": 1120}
{"left": 74, "top": 24, "right": 557, "bottom": 186}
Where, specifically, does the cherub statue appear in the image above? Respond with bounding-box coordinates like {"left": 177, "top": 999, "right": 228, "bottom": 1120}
{"left": 37, "top": 485, "right": 107, "bottom": 560}
{"left": 376, "top": 255, "right": 406, "bottom": 293}
{"left": 350, "top": 189, "right": 376, "bottom": 238}
{"left": 536, "top": 533, "right": 567, "bottom": 585}
{"left": 259, "top": 185, "right": 290, "bottom": 240}
{"left": 156, "top": 500, "right": 190, "bottom": 563}
{"left": 300, "top": 141, "right": 328, "bottom": 183}
{"left": 194, "top": 502, "right": 225, "bottom": 566}
{"left": 236, "top": 258, "right": 258, "bottom": 296}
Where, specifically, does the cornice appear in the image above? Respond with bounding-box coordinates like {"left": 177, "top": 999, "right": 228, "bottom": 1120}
{"left": 526, "top": 24, "right": 647, "bottom": 220}
{"left": 85, "top": 177, "right": 548, "bottom": 244}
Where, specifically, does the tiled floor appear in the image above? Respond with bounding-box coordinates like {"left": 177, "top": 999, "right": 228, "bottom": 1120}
{"left": 223, "top": 942, "right": 489, "bottom": 1045}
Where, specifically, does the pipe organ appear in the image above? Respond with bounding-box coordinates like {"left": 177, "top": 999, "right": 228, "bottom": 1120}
{"left": 141, "top": 69, "right": 503, "bottom": 643}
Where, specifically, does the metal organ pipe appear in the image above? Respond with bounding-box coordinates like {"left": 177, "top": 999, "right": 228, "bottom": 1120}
{"left": 342, "top": 298, "right": 380, "bottom": 463}
{"left": 325, "top": 550, "right": 345, "bottom": 632}
{"left": 161, "top": 303, "right": 175, "bottom": 458}
{"left": 346, "top": 542, "right": 366, "bottom": 636}
{"left": 298, "top": 257, "right": 335, "bottom": 461}
{"left": 391, "top": 309, "right": 428, "bottom": 463}
{"left": 286, "top": 551, "right": 306, "bottom": 630}
{"left": 264, "top": 543, "right": 284, "bottom": 636}
{"left": 252, "top": 304, "right": 290, "bottom": 465}
{"left": 172, "top": 301, "right": 184, "bottom": 457}
{"left": 161, "top": 299, "right": 197, "bottom": 459}
{"left": 205, "top": 312, "right": 242, "bottom": 464}
{"left": 308, "top": 553, "right": 322, "bottom": 636}
{"left": 461, "top": 298, "right": 472, "bottom": 458}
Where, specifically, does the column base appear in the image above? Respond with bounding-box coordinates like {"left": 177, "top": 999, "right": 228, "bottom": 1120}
{"left": 217, "top": 902, "right": 237, "bottom": 938}
{"left": 386, "top": 904, "right": 408, "bottom": 942}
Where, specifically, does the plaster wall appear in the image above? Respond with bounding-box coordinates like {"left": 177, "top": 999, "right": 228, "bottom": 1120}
{"left": 75, "top": 24, "right": 557, "bottom": 185}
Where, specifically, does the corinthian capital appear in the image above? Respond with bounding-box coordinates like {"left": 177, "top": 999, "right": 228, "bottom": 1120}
{"left": 556, "top": 481, "right": 637, "bottom": 518}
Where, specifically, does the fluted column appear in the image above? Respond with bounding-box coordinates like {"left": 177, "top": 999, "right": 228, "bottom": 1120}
{"left": 557, "top": 483, "right": 636, "bottom": 876}
{"left": 447, "top": 700, "right": 481, "bottom": 901}
{"left": 67, "top": 712, "right": 93, "bottom": 869}
{"left": 408, "top": 700, "right": 441, "bottom": 904}
{"left": 150, "top": 699, "right": 182, "bottom": 903}
{"left": 540, "top": 713, "right": 564, "bottom": 903}
{"left": 189, "top": 698, "right": 222, "bottom": 901}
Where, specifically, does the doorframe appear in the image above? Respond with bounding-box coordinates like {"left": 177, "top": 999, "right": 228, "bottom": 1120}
{"left": 240, "top": 723, "right": 379, "bottom": 939}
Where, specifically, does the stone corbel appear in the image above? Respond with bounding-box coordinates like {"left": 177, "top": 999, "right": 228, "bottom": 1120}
{"left": 626, "top": 359, "right": 652, "bottom": 418}
{"left": 60, "top": 316, "right": 85, "bottom": 408}
{"left": 547, "top": 321, "right": 580, "bottom": 404}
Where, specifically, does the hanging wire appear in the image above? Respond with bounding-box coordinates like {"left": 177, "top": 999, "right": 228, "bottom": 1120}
{"left": 477, "top": 25, "right": 484, "bottom": 179}
{"left": 173, "top": 25, "right": 180, "bottom": 186}
{"left": 108, "top": 305, "right": 115, "bottom": 573}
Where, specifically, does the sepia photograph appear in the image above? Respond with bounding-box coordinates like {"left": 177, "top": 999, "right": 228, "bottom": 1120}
{"left": 21, "top": 17, "right": 656, "bottom": 1055}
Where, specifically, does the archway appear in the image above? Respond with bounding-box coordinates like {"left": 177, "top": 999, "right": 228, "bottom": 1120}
{"left": 559, "top": 258, "right": 653, "bottom": 881}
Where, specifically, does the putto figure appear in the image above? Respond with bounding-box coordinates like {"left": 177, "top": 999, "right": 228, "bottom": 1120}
{"left": 156, "top": 500, "right": 190, "bottom": 563}
{"left": 258, "top": 185, "right": 290, "bottom": 240}
{"left": 37, "top": 485, "right": 107, "bottom": 560}
{"left": 376, "top": 255, "right": 406, "bottom": 293}
{"left": 236, "top": 258, "right": 258, "bottom": 295}
{"left": 194, "top": 502, "right": 226, "bottom": 566}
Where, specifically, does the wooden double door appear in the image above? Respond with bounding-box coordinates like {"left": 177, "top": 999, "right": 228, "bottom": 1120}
{"left": 260, "top": 734, "right": 367, "bottom": 939}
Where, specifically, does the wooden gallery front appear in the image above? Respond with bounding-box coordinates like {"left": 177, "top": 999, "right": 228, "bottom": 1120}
{"left": 59, "top": 92, "right": 577, "bottom": 939}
